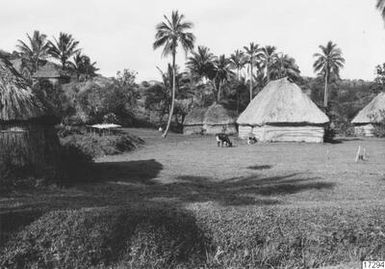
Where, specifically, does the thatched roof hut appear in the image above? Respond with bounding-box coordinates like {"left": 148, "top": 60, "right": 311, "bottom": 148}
{"left": 203, "top": 103, "right": 237, "bottom": 134}
{"left": 237, "top": 77, "right": 329, "bottom": 142}
{"left": 351, "top": 92, "right": 385, "bottom": 136}
{"left": 183, "top": 103, "right": 237, "bottom": 135}
{"left": 33, "top": 62, "right": 70, "bottom": 85}
{"left": 183, "top": 108, "right": 206, "bottom": 135}
{"left": 0, "top": 57, "right": 60, "bottom": 176}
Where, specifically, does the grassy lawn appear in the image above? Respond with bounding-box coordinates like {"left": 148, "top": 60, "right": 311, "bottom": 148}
{"left": 1, "top": 128, "right": 385, "bottom": 268}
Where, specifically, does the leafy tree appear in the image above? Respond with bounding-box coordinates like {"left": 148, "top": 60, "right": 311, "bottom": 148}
{"left": 271, "top": 54, "right": 301, "bottom": 82}
{"left": 243, "top": 42, "right": 262, "bottom": 102}
{"left": 49, "top": 32, "right": 80, "bottom": 69}
{"left": 186, "top": 45, "right": 216, "bottom": 83}
{"left": 374, "top": 63, "right": 385, "bottom": 93}
{"left": 261, "top": 45, "right": 277, "bottom": 82}
{"left": 213, "top": 55, "right": 233, "bottom": 102}
{"left": 313, "top": 41, "right": 345, "bottom": 107}
{"left": 16, "top": 30, "right": 50, "bottom": 72}
{"left": 377, "top": 0, "right": 385, "bottom": 20}
{"left": 153, "top": 10, "right": 195, "bottom": 137}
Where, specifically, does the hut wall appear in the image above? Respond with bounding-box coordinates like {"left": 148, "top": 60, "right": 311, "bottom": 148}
{"left": 245, "top": 125, "right": 325, "bottom": 143}
{"left": 183, "top": 125, "right": 204, "bottom": 135}
{"left": 238, "top": 125, "right": 253, "bottom": 139}
{"left": 204, "top": 124, "right": 237, "bottom": 135}
{"left": 354, "top": 124, "right": 374, "bottom": 137}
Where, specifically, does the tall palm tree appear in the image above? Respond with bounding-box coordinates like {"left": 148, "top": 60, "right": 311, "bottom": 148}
{"left": 229, "top": 50, "right": 245, "bottom": 112}
{"left": 261, "top": 45, "right": 277, "bottom": 82}
{"left": 213, "top": 54, "right": 233, "bottom": 102}
{"left": 69, "top": 52, "right": 98, "bottom": 80}
{"left": 49, "top": 32, "right": 80, "bottom": 69}
{"left": 313, "top": 41, "right": 345, "bottom": 107}
{"left": 186, "top": 45, "right": 216, "bottom": 83}
{"left": 243, "top": 42, "right": 262, "bottom": 102}
{"left": 16, "top": 30, "right": 50, "bottom": 72}
{"left": 153, "top": 10, "right": 195, "bottom": 138}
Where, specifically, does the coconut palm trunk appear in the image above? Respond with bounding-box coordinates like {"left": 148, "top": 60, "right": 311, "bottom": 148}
{"left": 162, "top": 50, "right": 176, "bottom": 138}
{"left": 323, "top": 69, "right": 329, "bottom": 108}
{"left": 249, "top": 64, "right": 253, "bottom": 102}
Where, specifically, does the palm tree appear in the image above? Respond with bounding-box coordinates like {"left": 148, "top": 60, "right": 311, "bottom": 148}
{"left": 69, "top": 52, "right": 98, "bottom": 80}
{"left": 377, "top": 0, "right": 385, "bottom": 20}
{"left": 213, "top": 54, "right": 233, "bottom": 102}
{"left": 153, "top": 10, "right": 195, "bottom": 138}
{"left": 16, "top": 30, "right": 50, "bottom": 72}
{"left": 271, "top": 53, "right": 301, "bottom": 81}
{"left": 49, "top": 32, "right": 80, "bottom": 69}
{"left": 229, "top": 50, "right": 246, "bottom": 112}
{"left": 243, "top": 42, "right": 262, "bottom": 102}
{"left": 261, "top": 45, "right": 277, "bottom": 82}
{"left": 186, "top": 45, "right": 216, "bottom": 83}
{"left": 313, "top": 41, "right": 345, "bottom": 107}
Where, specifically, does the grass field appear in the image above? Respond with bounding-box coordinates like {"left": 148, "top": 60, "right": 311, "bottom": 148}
{"left": 1, "top": 128, "right": 385, "bottom": 268}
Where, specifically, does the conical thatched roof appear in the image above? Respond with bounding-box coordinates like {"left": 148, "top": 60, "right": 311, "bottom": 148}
{"left": 237, "top": 77, "right": 329, "bottom": 125}
{"left": 352, "top": 92, "right": 385, "bottom": 124}
{"left": 0, "top": 57, "right": 46, "bottom": 122}
{"left": 184, "top": 107, "right": 206, "bottom": 125}
{"left": 203, "top": 103, "right": 236, "bottom": 125}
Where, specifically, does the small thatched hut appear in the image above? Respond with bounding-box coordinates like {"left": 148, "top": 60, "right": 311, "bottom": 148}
{"left": 33, "top": 62, "right": 70, "bottom": 86}
{"left": 237, "top": 77, "right": 329, "bottom": 143}
{"left": 351, "top": 92, "right": 385, "bottom": 136}
{"left": 203, "top": 103, "right": 237, "bottom": 134}
{"left": 183, "top": 108, "right": 206, "bottom": 135}
{"left": 0, "top": 57, "right": 60, "bottom": 176}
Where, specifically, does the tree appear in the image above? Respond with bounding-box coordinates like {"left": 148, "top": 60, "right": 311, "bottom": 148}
{"left": 16, "top": 30, "right": 50, "bottom": 72}
{"left": 313, "top": 41, "right": 345, "bottom": 107}
{"left": 243, "top": 42, "right": 262, "bottom": 102}
{"left": 271, "top": 54, "right": 301, "bottom": 81}
{"left": 377, "top": 0, "right": 385, "bottom": 20}
{"left": 261, "top": 45, "right": 277, "bottom": 82}
{"left": 186, "top": 45, "right": 216, "bottom": 83}
{"left": 69, "top": 52, "right": 99, "bottom": 80}
{"left": 230, "top": 50, "right": 246, "bottom": 112}
{"left": 213, "top": 55, "right": 233, "bottom": 102}
{"left": 49, "top": 32, "right": 81, "bottom": 69}
{"left": 153, "top": 10, "right": 195, "bottom": 138}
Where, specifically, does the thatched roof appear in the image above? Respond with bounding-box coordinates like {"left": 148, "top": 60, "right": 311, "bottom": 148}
{"left": 184, "top": 108, "right": 206, "bottom": 125}
{"left": 33, "top": 62, "right": 69, "bottom": 78}
{"left": 237, "top": 77, "right": 329, "bottom": 126}
{"left": 352, "top": 92, "right": 385, "bottom": 124}
{"left": 203, "top": 103, "right": 237, "bottom": 125}
{"left": 0, "top": 57, "right": 46, "bottom": 122}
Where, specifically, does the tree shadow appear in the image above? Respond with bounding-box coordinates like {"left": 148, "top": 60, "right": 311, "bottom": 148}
{"left": 247, "top": 164, "right": 273, "bottom": 170}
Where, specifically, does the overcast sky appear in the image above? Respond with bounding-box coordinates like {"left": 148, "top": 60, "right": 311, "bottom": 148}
{"left": 1, "top": 0, "right": 384, "bottom": 82}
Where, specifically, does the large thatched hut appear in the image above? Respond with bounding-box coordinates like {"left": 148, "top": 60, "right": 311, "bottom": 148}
{"left": 183, "top": 108, "right": 206, "bottom": 135}
{"left": 351, "top": 92, "right": 385, "bottom": 136}
{"left": 0, "top": 57, "right": 60, "bottom": 176}
{"left": 203, "top": 103, "right": 237, "bottom": 134}
{"left": 237, "top": 77, "right": 329, "bottom": 143}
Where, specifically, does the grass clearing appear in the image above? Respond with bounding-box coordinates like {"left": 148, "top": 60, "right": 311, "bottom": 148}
{"left": 1, "top": 128, "right": 385, "bottom": 268}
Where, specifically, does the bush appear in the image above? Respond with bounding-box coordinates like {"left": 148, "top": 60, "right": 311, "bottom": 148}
{"left": 0, "top": 207, "right": 207, "bottom": 269}
{"left": 60, "top": 132, "right": 144, "bottom": 159}
{"left": 324, "top": 124, "right": 336, "bottom": 143}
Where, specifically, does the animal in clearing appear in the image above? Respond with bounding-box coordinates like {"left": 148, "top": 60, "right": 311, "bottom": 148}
{"left": 216, "top": 133, "right": 233, "bottom": 147}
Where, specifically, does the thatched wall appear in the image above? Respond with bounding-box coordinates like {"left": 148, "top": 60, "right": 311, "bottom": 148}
{"left": 183, "top": 125, "right": 204, "bottom": 135}
{"left": 239, "top": 124, "right": 325, "bottom": 143}
{"left": 0, "top": 123, "right": 60, "bottom": 175}
{"left": 204, "top": 124, "right": 237, "bottom": 135}
{"left": 239, "top": 125, "right": 253, "bottom": 139}
{"left": 354, "top": 124, "right": 374, "bottom": 137}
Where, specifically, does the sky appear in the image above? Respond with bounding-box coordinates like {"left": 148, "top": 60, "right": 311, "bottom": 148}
{"left": 1, "top": 0, "right": 385, "bottom": 82}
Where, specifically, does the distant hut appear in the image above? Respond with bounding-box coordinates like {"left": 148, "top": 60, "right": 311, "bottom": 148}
{"left": 237, "top": 77, "right": 329, "bottom": 143}
{"left": 203, "top": 103, "right": 237, "bottom": 134}
{"left": 351, "top": 92, "right": 385, "bottom": 136}
{"left": 183, "top": 108, "right": 206, "bottom": 135}
{"left": 0, "top": 57, "right": 60, "bottom": 176}
{"left": 33, "top": 62, "right": 70, "bottom": 86}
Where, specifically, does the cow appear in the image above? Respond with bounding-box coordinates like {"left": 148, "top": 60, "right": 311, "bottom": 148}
{"left": 247, "top": 136, "right": 258, "bottom": 144}
{"left": 215, "top": 133, "right": 233, "bottom": 147}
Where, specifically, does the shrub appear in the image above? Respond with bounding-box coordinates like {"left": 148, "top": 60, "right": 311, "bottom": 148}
{"left": 324, "top": 124, "right": 336, "bottom": 143}
{"left": 0, "top": 206, "right": 207, "bottom": 269}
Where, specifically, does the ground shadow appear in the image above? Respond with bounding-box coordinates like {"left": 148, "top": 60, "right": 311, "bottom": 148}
{"left": 247, "top": 164, "right": 273, "bottom": 170}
